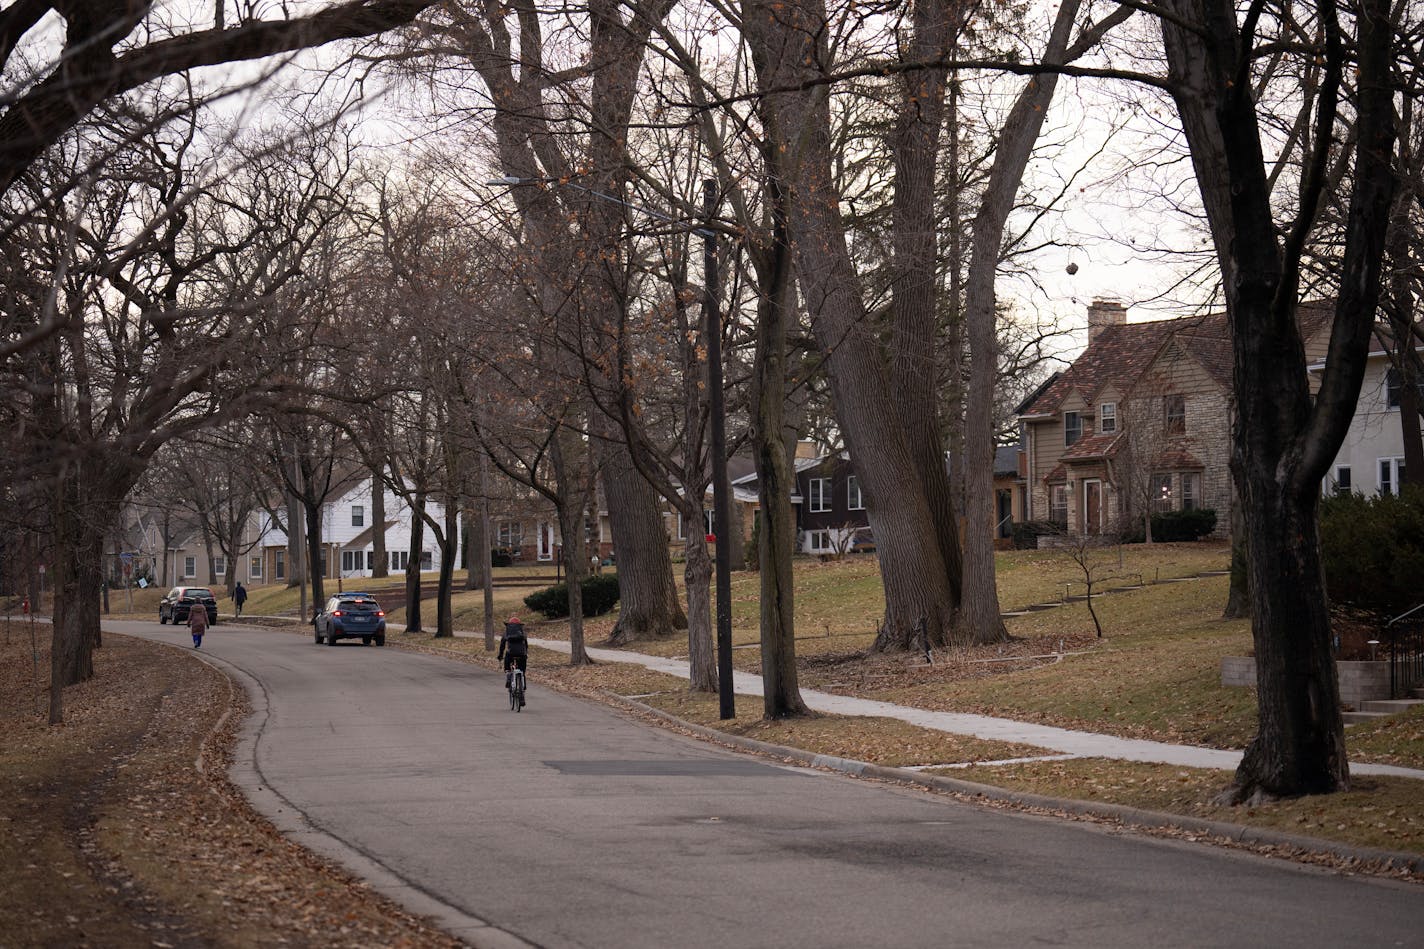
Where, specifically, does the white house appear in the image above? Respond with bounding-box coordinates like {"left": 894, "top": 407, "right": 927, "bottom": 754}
{"left": 1321, "top": 336, "right": 1422, "bottom": 497}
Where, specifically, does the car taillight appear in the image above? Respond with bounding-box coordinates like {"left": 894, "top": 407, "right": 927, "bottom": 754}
{"left": 376, "top": 610, "right": 385, "bottom": 617}
{"left": 332, "top": 610, "right": 344, "bottom": 617}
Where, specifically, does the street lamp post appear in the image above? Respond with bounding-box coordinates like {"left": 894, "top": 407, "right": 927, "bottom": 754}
{"left": 489, "top": 174, "right": 736, "bottom": 718}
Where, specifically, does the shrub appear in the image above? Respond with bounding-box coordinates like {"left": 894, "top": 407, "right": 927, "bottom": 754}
{"left": 490, "top": 548, "right": 513, "bottom": 568}
{"left": 1150, "top": 508, "right": 1217, "bottom": 542}
{"left": 524, "top": 573, "right": 622, "bottom": 619}
{"left": 1011, "top": 520, "right": 1061, "bottom": 549}
{"left": 1320, "top": 487, "right": 1424, "bottom": 619}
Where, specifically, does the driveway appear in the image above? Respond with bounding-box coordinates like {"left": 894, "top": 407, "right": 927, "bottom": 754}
{"left": 113, "top": 621, "right": 1423, "bottom": 949}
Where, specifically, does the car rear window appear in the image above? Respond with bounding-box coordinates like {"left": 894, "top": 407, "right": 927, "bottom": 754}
{"left": 185, "top": 589, "right": 213, "bottom": 598}
{"left": 345, "top": 600, "right": 380, "bottom": 611}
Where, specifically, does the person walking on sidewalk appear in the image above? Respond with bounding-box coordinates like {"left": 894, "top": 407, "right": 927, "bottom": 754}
{"left": 498, "top": 615, "right": 528, "bottom": 706}
{"left": 233, "top": 582, "right": 247, "bottom": 619}
{"left": 189, "top": 599, "right": 209, "bottom": 648}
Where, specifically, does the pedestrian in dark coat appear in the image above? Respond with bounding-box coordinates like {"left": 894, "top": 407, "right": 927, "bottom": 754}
{"left": 233, "top": 582, "right": 247, "bottom": 618}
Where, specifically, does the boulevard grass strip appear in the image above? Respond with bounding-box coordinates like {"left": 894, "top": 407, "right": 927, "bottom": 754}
{"left": 861, "top": 575, "right": 1260, "bottom": 750}
{"left": 1348, "top": 705, "right": 1424, "bottom": 769}
{"left": 632, "top": 688, "right": 1056, "bottom": 768}
{"left": 939, "top": 758, "right": 1424, "bottom": 857}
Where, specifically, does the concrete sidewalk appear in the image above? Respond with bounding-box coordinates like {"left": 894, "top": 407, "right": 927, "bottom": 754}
{"left": 466, "top": 631, "right": 1424, "bottom": 781}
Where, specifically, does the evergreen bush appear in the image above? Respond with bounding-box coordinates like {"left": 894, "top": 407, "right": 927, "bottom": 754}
{"left": 1011, "top": 520, "right": 1060, "bottom": 549}
{"left": 1320, "top": 487, "right": 1424, "bottom": 619}
{"left": 524, "top": 573, "right": 622, "bottom": 619}
{"left": 1150, "top": 508, "right": 1217, "bottom": 542}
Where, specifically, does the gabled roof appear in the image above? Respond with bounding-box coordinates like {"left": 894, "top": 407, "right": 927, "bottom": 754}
{"left": 1059, "top": 432, "right": 1123, "bottom": 462}
{"left": 1021, "top": 313, "right": 1228, "bottom": 418}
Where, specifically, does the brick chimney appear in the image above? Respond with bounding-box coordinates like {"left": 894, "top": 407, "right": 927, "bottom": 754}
{"left": 1087, "top": 299, "right": 1127, "bottom": 346}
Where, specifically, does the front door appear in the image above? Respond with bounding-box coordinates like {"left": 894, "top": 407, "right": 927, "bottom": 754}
{"left": 995, "top": 489, "right": 1013, "bottom": 539}
{"left": 536, "top": 522, "right": 554, "bottom": 561}
{"left": 1083, "top": 480, "right": 1102, "bottom": 534}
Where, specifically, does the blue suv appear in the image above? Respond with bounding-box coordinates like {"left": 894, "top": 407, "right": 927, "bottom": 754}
{"left": 313, "top": 592, "right": 387, "bottom": 646}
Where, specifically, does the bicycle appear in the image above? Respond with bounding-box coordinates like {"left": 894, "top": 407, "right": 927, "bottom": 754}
{"left": 509, "top": 667, "right": 526, "bottom": 712}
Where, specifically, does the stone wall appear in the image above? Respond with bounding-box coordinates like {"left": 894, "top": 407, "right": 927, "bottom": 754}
{"left": 1220, "top": 656, "right": 1392, "bottom": 708}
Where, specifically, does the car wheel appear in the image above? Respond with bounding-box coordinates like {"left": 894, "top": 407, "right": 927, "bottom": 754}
{"left": 159, "top": 609, "right": 168, "bottom": 625}
{"left": 314, "top": 626, "right": 323, "bottom": 644}
{"left": 363, "top": 636, "right": 372, "bottom": 646}
{"left": 327, "top": 629, "right": 339, "bottom": 646}
{"left": 375, "top": 635, "right": 385, "bottom": 647}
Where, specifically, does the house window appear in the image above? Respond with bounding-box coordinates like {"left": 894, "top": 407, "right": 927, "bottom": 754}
{"left": 1181, "top": 473, "right": 1201, "bottom": 511}
{"left": 1379, "top": 457, "right": 1406, "bottom": 496}
{"left": 250, "top": 556, "right": 263, "bottom": 579}
{"left": 183, "top": 556, "right": 196, "bottom": 578}
{"left": 1384, "top": 368, "right": 1424, "bottom": 409}
{"left": 847, "top": 476, "right": 864, "bottom": 511}
{"left": 1164, "top": 395, "right": 1186, "bottom": 434}
{"left": 809, "top": 478, "right": 831, "bottom": 513}
{"left": 421, "top": 550, "right": 433, "bottom": 570}
{"left": 1064, "top": 411, "right": 1083, "bottom": 446}
{"left": 352, "top": 505, "right": 364, "bottom": 527}
{"left": 392, "top": 551, "right": 409, "bottom": 571}
{"left": 214, "top": 556, "right": 226, "bottom": 577}
{"left": 1333, "top": 466, "right": 1352, "bottom": 496}
{"left": 1153, "top": 473, "right": 1174, "bottom": 511}
{"left": 341, "top": 550, "right": 355, "bottom": 572}
{"left": 366, "top": 551, "right": 375, "bottom": 570}
{"left": 807, "top": 529, "right": 831, "bottom": 552}
{"left": 274, "top": 550, "right": 285, "bottom": 581}
{"left": 1049, "top": 485, "right": 1068, "bottom": 527}
{"left": 1099, "top": 402, "right": 1117, "bottom": 434}
{"left": 497, "top": 521, "right": 523, "bottom": 550}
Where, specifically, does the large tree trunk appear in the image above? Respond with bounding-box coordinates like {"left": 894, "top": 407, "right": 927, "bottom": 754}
{"left": 551, "top": 432, "right": 593, "bottom": 666}
{"left": 404, "top": 490, "right": 425, "bottom": 633}
{"left": 372, "top": 473, "right": 389, "bottom": 579}
{"left": 742, "top": 0, "right": 964, "bottom": 651}
{"left": 1222, "top": 476, "right": 1250, "bottom": 619}
{"left": 1161, "top": 0, "right": 1395, "bottom": 799}
{"left": 303, "top": 498, "right": 325, "bottom": 609}
{"left": 285, "top": 490, "right": 304, "bottom": 590}
{"left": 599, "top": 433, "right": 686, "bottom": 645}
{"left": 434, "top": 500, "right": 456, "bottom": 638}
{"left": 478, "top": 449, "right": 496, "bottom": 650}
{"left": 682, "top": 530, "right": 718, "bottom": 693}
{"left": 751, "top": 184, "right": 806, "bottom": 716}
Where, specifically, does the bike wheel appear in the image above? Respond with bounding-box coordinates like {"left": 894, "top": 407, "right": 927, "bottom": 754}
{"left": 510, "top": 683, "right": 519, "bottom": 711}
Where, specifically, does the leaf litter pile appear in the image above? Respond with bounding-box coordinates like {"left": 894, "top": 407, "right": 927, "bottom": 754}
{"left": 0, "top": 630, "right": 462, "bottom": 948}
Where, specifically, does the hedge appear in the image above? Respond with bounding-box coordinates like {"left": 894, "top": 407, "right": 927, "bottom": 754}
{"left": 523, "top": 573, "right": 621, "bottom": 619}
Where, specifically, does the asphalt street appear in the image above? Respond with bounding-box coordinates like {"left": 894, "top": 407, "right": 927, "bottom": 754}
{"left": 112, "top": 621, "right": 1424, "bottom": 949}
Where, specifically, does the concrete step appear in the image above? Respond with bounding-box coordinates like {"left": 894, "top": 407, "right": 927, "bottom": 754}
{"left": 1343, "top": 710, "right": 1392, "bottom": 725}
{"left": 1359, "top": 698, "right": 1424, "bottom": 715}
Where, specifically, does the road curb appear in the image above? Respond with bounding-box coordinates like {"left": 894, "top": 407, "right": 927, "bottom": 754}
{"left": 605, "top": 693, "right": 1424, "bottom": 876}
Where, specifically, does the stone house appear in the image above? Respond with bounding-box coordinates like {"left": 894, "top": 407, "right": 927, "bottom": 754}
{"left": 1017, "top": 299, "right": 1332, "bottom": 536}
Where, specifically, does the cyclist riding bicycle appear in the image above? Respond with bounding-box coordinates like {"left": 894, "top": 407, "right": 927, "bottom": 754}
{"left": 498, "top": 615, "right": 529, "bottom": 706}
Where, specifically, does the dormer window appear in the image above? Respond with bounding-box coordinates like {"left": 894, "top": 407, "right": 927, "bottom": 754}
{"left": 1099, "top": 402, "right": 1117, "bottom": 433}
{"left": 1064, "top": 411, "right": 1083, "bottom": 446}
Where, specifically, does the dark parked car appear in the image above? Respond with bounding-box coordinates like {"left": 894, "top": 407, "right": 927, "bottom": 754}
{"left": 159, "top": 586, "right": 218, "bottom": 626}
{"left": 313, "top": 592, "right": 386, "bottom": 646}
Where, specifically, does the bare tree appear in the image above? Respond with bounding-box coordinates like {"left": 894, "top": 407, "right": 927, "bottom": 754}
{"left": 1159, "top": 0, "right": 1397, "bottom": 800}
